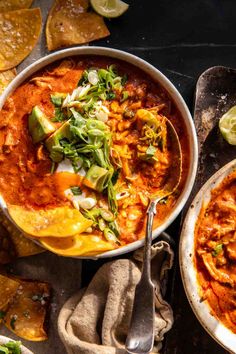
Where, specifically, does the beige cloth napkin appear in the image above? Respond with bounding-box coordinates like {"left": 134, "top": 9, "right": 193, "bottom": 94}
{"left": 58, "top": 239, "right": 174, "bottom": 354}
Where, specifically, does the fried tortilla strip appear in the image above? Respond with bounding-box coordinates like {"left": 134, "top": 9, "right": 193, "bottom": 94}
{"left": 0, "top": 274, "right": 19, "bottom": 311}
{"left": 0, "top": 211, "right": 44, "bottom": 257}
{"left": 8, "top": 205, "right": 93, "bottom": 238}
{"left": 0, "top": 0, "right": 33, "bottom": 12}
{"left": 0, "top": 223, "right": 16, "bottom": 264}
{"left": 46, "top": 0, "right": 110, "bottom": 51}
{"left": 0, "top": 68, "right": 16, "bottom": 95}
{"left": 41, "top": 233, "right": 115, "bottom": 257}
{"left": 4, "top": 279, "right": 50, "bottom": 341}
{"left": 0, "top": 8, "right": 42, "bottom": 71}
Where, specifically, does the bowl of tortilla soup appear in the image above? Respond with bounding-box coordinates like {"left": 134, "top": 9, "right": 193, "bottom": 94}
{"left": 0, "top": 47, "right": 198, "bottom": 258}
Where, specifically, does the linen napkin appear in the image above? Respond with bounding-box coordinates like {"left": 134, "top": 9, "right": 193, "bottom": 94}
{"left": 58, "top": 237, "right": 174, "bottom": 354}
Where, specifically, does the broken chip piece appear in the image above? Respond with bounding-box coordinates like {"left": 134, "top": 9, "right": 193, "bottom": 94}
{"left": 8, "top": 205, "right": 93, "bottom": 238}
{"left": 46, "top": 0, "right": 110, "bottom": 51}
{"left": 0, "top": 0, "right": 33, "bottom": 12}
{"left": 0, "top": 8, "right": 42, "bottom": 71}
{"left": 41, "top": 233, "right": 115, "bottom": 257}
{"left": 4, "top": 279, "right": 50, "bottom": 341}
{"left": 0, "top": 211, "right": 44, "bottom": 258}
{"left": 0, "top": 275, "right": 19, "bottom": 311}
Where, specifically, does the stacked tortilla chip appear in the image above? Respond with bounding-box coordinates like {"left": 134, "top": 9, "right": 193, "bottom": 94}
{"left": 0, "top": 212, "right": 44, "bottom": 264}
{"left": 46, "top": 0, "right": 110, "bottom": 50}
{"left": 0, "top": 274, "right": 50, "bottom": 341}
{"left": 0, "top": 0, "right": 42, "bottom": 92}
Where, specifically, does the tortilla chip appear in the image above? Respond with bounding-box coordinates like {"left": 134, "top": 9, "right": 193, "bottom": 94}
{"left": 0, "top": 68, "right": 16, "bottom": 95}
{"left": 0, "top": 223, "right": 16, "bottom": 264}
{"left": 0, "top": 8, "right": 42, "bottom": 71}
{"left": 0, "top": 211, "right": 44, "bottom": 258}
{"left": 41, "top": 233, "right": 115, "bottom": 256}
{"left": 4, "top": 279, "right": 50, "bottom": 341}
{"left": 8, "top": 205, "right": 93, "bottom": 238}
{"left": 46, "top": 0, "right": 110, "bottom": 51}
{"left": 0, "top": 0, "right": 33, "bottom": 12}
{"left": 0, "top": 274, "right": 19, "bottom": 310}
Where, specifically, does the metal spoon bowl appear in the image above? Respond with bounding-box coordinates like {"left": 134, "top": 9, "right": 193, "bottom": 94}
{"left": 126, "top": 117, "right": 182, "bottom": 354}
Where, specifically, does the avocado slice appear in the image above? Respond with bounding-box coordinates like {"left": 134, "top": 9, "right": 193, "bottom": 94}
{"left": 28, "top": 106, "right": 56, "bottom": 144}
{"left": 45, "top": 119, "right": 72, "bottom": 162}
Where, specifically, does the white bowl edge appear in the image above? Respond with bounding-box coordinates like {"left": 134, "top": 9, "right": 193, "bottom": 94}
{"left": 180, "top": 159, "right": 236, "bottom": 353}
{"left": 0, "top": 46, "right": 198, "bottom": 259}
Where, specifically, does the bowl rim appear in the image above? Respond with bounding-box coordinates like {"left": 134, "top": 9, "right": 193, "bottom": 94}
{"left": 0, "top": 335, "right": 33, "bottom": 354}
{"left": 179, "top": 159, "right": 236, "bottom": 353}
{"left": 0, "top": 46, "right": 198, "bottom": 259}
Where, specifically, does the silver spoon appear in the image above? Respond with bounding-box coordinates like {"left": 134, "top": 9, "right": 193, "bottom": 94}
{"left": 125, "top": 118, "right": 183, "bottom": 354}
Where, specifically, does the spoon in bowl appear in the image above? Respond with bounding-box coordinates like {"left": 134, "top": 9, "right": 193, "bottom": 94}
{"left": 125, "top": 117, "right": 183, "bottom": 354}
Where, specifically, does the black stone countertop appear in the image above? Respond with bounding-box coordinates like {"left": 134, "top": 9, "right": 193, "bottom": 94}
{"left": 85, "top": 1, "right": 236, "bottom": 353}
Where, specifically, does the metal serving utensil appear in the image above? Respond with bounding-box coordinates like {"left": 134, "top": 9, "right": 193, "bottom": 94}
{"left": 125, "top": 118, "right": 183, "bottom": 354}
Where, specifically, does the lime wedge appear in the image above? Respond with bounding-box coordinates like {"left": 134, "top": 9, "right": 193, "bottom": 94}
{"left": 219, "top": 106, "right": 236, "bottom": 145}
{"left": 90, "top": 0, "right": 129, "bottom": 18}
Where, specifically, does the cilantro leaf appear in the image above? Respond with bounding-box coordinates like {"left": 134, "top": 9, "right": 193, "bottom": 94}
{"left": 52, "top": 107, "right": 66, "bottom": 122}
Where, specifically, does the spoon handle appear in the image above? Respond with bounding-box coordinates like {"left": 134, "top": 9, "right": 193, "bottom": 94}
{"left": 125, "top": 201, "right": 156, "bottom": 354}
{"left": 143, "top": 200, "right": 156, "bottom": 278}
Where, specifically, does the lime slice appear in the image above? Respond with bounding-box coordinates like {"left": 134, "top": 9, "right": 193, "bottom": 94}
{"left": 90, "top": 0, "right": 129, "bottom": 18}
{"left": 219, "top": 106, "right": 236, "bottom": 145}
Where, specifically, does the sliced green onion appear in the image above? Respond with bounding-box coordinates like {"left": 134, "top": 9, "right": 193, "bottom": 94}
{"left": 98, "top": 218, "right": 106, "bottom": 231}
{"left": 100, "top": 209, "right": 114, "bottom": 222}
{"left": 71, "top": 186, "right": 82, "bottom": 195}
{"left": 104, "top": 227, "right": 120, "bottom": 244}
{"left": 146, "top": 145, "right": 156, "bottom": 156}
{"left": 83, "top": 165, "right": 111, "bottom": 192}
{"left": 121, "top": 90, "right": 129, "bottom": 102}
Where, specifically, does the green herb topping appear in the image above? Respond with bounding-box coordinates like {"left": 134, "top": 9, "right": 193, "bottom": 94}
{"left": 0, "top": 340, "right": 21, "bottom": 354}
{"left": 212, "top": 244, "right": 223, "bottom": 257}
{"left": 71, "top": 186, "right": 82, "bottom": 195}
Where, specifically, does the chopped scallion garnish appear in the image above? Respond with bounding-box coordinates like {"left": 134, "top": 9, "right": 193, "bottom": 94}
{"left": 71, "top": 186, "right": 82, "bottom": 195}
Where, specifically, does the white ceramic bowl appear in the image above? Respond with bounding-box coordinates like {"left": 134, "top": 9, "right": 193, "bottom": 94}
{"left": 0, "top": 46, "right": 198, "bottom": 259}
{"left": 180, "top": 159, "right": 236, "bottom": 353}
{"left": 0, "top": 335, "right": 33, "bottom": 354}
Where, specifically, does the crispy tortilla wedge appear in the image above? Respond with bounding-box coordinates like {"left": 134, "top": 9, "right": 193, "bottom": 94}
{"left": 0, "top": 211, "right": 44, "bottom": 258}
{"left": 0, "top": 0, "right": 33, "bottom": 12}
{"left": 4, "top": 279, "right": 50, "bottom": 341}
{"left": 8, "top": 205, "right": 93, "bottom": 237}
{"left": 46, "top": 0, "right": 110, "bottom": 51}
{"left": 0, "top": 274, "right": 19, "bottom": 311}
{"left": 41, "top": 233, "right": 115, "bottom": 256}
{"left": 0, "top": 8, "right": 42, "bottom": 71}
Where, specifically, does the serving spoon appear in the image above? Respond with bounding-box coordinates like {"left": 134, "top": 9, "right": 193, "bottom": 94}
{"left": 125, "top": 118, "right": 183, "bottom": 354}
